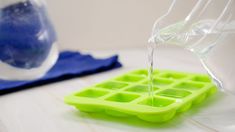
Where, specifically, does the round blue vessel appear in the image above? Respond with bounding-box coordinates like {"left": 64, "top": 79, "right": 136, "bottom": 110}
{"left": 0, "top": 1, "right": 57, "bottom": 69}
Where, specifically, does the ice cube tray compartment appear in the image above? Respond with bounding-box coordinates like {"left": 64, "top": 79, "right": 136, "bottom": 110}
{"left": 125, "top": 85, "right": 158, "bottom": 93}
{"left": 65, "top": 69, "right": 217, "bottom": 123}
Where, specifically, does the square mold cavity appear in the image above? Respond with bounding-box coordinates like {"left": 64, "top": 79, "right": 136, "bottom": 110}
{"left": 160, "top": 73, "right": 186, "bottom": 79}
{"left": 130, "top": 70, "right": 160, "bottom": 76}
{"left": 106, "top": 93, "right": 140, "bottom": 103}
{"left": 76, "top": 89, "right": 109, "bottom": 98}
{"left": 130, "top": 70, "right": 148, "bottom": 76}
{"left": 115, "top": 75, "right": 145, "bottom": 83}
{"left": 96, "top": 81, "right": 128, "bottom": 90}
{"left": 157, "top": 89, "right": 191, "bottom": 98}
{"left": 143, "top": 78, "right": 173, "bottom": 86}
{"left": 175, "top": 82, "right": 204, "bottom": 91}
{"left": 191, "top": 76, "right": 211, "bottom": 82}
{"left": 153, "top": 70, "right": 160, "bottom": 75}
{"left": 125, "top": 85, "right": 158, "bottom": 93}
{"left": 139, "top": 97, "right": 175, "bottom": 107}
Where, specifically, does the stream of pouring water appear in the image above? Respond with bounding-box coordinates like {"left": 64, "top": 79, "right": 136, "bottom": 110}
{"left": 147, "top": 42, "right": 155, "bottom": 106}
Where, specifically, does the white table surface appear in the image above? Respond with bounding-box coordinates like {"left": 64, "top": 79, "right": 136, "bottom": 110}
{"left": 1, "top": 47, "right": 235, "bottom": 132}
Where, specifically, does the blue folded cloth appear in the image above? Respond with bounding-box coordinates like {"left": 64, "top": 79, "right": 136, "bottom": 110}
{"left": 0, "top": 51, "right": 122, "bottom": 95}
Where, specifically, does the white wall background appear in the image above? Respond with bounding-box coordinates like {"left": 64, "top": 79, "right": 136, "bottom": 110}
{"left": 46, "top": 0, "right": 197, "bottom": 50}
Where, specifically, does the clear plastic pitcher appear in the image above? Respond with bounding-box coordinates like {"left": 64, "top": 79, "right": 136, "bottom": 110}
{"left": 149, "top": 0, "right": 235, "bottom": 131}
{"left": 0, "top": 0, "right": 58, "bottom": 80}
{"left": 149, "top": 0, "right": 235, "bottom": 94}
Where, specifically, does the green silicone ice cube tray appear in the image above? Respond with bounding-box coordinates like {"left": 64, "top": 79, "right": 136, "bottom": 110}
{"left": 64, "top": 69, "right": 217, "bottom": 123}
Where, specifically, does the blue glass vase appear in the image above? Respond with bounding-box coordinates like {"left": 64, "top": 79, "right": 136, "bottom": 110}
{"left": 0, "top": 0, "right": 58, "bottom": 80}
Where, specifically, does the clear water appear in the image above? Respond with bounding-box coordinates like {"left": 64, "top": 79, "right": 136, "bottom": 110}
{"left": 147, "top": 20, "right": 225, "bottom": 104}
{"left": 147, "top": 42, "right": 155, "bottom": 105}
